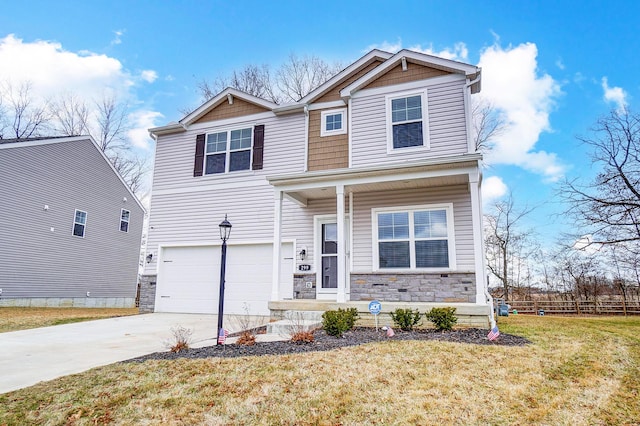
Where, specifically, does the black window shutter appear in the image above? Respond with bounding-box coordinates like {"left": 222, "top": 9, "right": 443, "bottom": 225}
{"left": 252, "top": 124, "right": 265, "bottom": 170}
{"left": 194, "top": 134, "right": 205, "bottom": 176}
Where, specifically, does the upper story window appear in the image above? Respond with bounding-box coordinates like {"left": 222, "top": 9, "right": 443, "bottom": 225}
{"left": 120, "top": 209, "right": 130, "bottom": 232}
{"left": 205, "top": 127, "right": 252, "bottom": 174}
{"left": 373, "top": 204, "right": 454, "bottom": 270}
{"left": 386, "top": 91, "right": 429, "bottom": 151}
{"left": 320, "top": 108, "right": 347, "bottom": 137}
{"left": 73, "top": 209, "right": 87, "bottom": 238}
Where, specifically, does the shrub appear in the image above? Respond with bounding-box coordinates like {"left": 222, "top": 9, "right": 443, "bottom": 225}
{"left": 290, "top": 331, "right": 315, "bottom": 344}
{"left": 166, "top": 325, "right": 193, "bottom": 352}
{"left": 390, "top": 308, "right": 422, "bottom": 331}
{"left": 425, "top": 307, "right": 457, "bottom": 331}
{"left": 236, "top": 331, "right": 256, "bottom": 346}
{"left": 322, "top": 308, "right": 359, "bottom": 337}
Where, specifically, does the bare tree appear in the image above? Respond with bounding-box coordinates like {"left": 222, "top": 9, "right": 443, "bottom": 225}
{"left": 560, "top": 109, "right": 640, "bottom": 249}
{"left": 0, "top": 81, "right": 50, "bottom": 139}
{"left": 484, "top": 192, "right": 536, "bottom": 299}
{"left": 49, "top": 92, "right": 90, "bottom": 136}
{"left": 472, "top": 97, "right": 505, "bottom": 154}
{"left": 95, "top": 95, "right": 129, "bottom": 153}
{"left": 194, "top": 53, "right": 343, "bottom": 108}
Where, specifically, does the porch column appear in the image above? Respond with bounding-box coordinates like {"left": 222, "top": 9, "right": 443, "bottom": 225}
{"left": 336, "top": 184, "right": 346, "bottom": 303}
{"left": 271, "top": 189, "right": 283, "bottom": 301}
{"left": 469, "top": 171, "right": 486, "bottom": 304}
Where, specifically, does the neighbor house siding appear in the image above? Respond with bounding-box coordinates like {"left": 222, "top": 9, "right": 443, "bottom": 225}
{"left": 350, "top": 78, "right": 469, "bottom": 168}
{"left": 0, "top": 139, "right": 144, "bottom": 299}
{"left": 351, "top": 185, "right": 475, "bottom": 272}
{"left": 144, "top": 113, "right": 307, "bottom": 273}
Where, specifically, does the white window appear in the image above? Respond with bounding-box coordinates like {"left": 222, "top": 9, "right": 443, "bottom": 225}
{"left": 120, "top": 209, "right": 130, "bottom": 232}
{"left": 386, "top": 91, "right": 429, "bottom": 151}
{"left": 73, "top": 209, "right": 87, "bottom": 238}
{"left": 320, "top": 108, "right": 347, "bottom": 137}
{"left": 373, "top": 204, "right": 455, "bottom": 270}
{"left": 205, "top": 127, "right": 252, "bottom": 174}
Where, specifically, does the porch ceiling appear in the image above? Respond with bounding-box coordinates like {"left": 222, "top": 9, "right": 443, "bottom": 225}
{"left": 286, "top": 173, "right": 470, "bottom": 201}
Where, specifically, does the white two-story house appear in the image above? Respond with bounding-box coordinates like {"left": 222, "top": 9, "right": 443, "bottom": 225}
{"left": 142, "top": 49, "right": 490, "bottom": 326}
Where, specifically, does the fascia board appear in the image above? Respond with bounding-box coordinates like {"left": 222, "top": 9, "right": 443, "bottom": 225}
{"left": 298, "top": 49, "right": 393, "bottom": 105}
{"left": 340, "top": 49, "right": 481, "bottom": 98}
{"left": 179, "top": 87, "right": 279, "bottom": 126}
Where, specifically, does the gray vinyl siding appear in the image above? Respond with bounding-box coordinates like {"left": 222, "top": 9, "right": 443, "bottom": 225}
{"left": 351, "top": 79, "right": 469, "bottom": 168}
{"left": 351, "top": 185, "right": 475, "bottom": 272}
{"left": 144, "top": 113, "right": 307, "bottom": 273}
{"left": 0, "top": 139, "right": 144, "bottom": 298}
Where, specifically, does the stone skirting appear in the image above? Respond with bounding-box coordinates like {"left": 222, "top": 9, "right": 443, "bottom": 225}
{"left": 0, "top": 297, "right": 135, "bottom": 308}
{"left": 349, "top": 272, "right": 476, "bottom": 303}
{"left": 293, "top": 274, "right": 316, "bottom": 299}
{"left": 138, "top": 274, "right": 157, "bottom": 313}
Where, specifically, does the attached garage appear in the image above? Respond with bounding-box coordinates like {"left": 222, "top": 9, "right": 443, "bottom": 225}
{"left": 154, "top": 243, "right": 294, "bottom": 315}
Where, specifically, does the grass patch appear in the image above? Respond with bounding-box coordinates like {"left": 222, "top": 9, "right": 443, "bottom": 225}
{"left": 0, "top": 315, "right": 639, "bottom": 424}
{"left": 0, "top": 307, "right": 138, "bottom": 333}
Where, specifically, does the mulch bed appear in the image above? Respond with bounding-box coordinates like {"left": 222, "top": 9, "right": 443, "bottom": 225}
{"left": 126, "top": 327, "right": 530, "bottom": 363}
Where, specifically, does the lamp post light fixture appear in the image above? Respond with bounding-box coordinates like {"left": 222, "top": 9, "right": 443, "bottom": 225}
{"left": 217, "top": 215, "right": 232, "bottom": 345}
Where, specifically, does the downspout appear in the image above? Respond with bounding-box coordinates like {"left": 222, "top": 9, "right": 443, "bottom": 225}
{"left": 464, "top": 72, "right": 481, "bottom": 154}
{"left": 303, "top": 105, "right": 309, "bottom": 172}
{"left": 485, "top": 286, "right": 496, "bottom": 328}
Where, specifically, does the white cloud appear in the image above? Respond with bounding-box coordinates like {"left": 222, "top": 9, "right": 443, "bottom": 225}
{"left": 140, "top": 70, "right": 158, "bottom": 83}
{"left": 111, "top": 29, "right": 125, "bottom": 46}
{"left": 478, "top": 42, "right": 565, "bottom": 181}
{"left": 601, "top": 77, "right": 627, "bottom": 112}
{"left": 482, "top": 176, "right": 508, "bottom": 205}
{"left": 127, "top": 110, "right": 164, "bottom": 149}
{"left": 407, "top": 42, "right": 469, "bottom": 62}
{"left": 0, "top": 34, "right": 132, "bottom": 101}
{"left": 365, "top": 39, "right": 468, "bottom": 62}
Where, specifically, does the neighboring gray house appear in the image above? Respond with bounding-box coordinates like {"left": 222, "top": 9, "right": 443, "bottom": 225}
{"left": 0, "top": 136, "right": 145, "bottom": 307}
{"left": 143, "top": 49, "right": 491, "bottom": 326}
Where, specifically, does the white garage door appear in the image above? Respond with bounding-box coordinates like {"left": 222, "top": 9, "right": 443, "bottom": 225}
{"left": 154, "top": 243, "right": 293, "bottom": 315}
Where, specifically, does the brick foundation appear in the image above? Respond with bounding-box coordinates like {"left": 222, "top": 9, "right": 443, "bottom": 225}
{"left": 293, "top": 274, "right": 316, "bottom": 299}
{"left": 349, "top": 272, "right": 476, "bottom": 303}
{"left": 138, "top": 274, "right": 157, "bottom": 313}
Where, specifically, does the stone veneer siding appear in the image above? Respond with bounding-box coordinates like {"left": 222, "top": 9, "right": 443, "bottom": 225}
{"left": 293, "top": 274, "right": 316, "bottom": 299}
{"left": 138, "top": 274, "right": 157, "bottom": 313}
{"left": 349, "top": 273, "right": 476, "bottom": 303}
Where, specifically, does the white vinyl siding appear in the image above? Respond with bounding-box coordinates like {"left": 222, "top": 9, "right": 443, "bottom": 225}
{"left": 351, "top": 79, "right": 469, "bottom": 168}
{"left": 144, "top": 113, "right": 307, "bottom": 273}
{"left": 351, "top": 186, "right": 475, "bottom": 272}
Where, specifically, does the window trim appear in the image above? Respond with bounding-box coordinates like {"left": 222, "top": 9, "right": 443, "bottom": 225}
{"left": 120, "top": 208, "right": 130, "bottom": 233}
{"left": 385, "top": 90, "right": 430, "bottom": 153}
{"left": 204, "top": 126, "right": 254, "bottom": 175}
{"left": 320, "top": 108, "right": 347, "bottom": 137}
{"left": 371, "top": 203, "right": 456, "bottom": 271}
{"left": 72, "top": 209, "right": 87, "bottom": 238}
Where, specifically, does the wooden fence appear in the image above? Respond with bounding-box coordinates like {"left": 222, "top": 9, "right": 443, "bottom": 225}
{"left": 505, "top": 300, "right": 640, "bottom": 315}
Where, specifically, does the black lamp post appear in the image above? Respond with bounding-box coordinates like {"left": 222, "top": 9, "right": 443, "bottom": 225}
{"left": 217, "top": 215, "right": 232, "bottom": 345}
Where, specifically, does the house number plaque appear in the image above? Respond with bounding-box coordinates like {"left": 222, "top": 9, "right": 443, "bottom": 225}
{"left": 298, "top": 264, "right": 311, "bottom": 271}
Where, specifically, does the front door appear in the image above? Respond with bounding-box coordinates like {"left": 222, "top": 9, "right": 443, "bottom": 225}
{"left": 316, "top": 216, "right": 350, "bottom": 300}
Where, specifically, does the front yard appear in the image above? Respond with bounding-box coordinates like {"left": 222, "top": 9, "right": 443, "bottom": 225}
{"left": 0, "top": 307, "right": 138, "bottom": 333}
{"left": 1, "top": 315, "right": 639, "bottom": 425}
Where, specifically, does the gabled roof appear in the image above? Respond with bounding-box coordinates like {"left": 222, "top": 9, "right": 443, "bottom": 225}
{"left": 179, "top": 87, "right": 279, "bottom": 126}
{"left": 0, "top": 135, "right": 145, "bottom": 212}
{"left": 296, "top": 49, "right": 394, "bottom": 105}
{"left": 340, "top": 49, "right": 481, "bottom": 98}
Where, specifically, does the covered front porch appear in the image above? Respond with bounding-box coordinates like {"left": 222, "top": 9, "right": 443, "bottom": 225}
{"left": 267, "top": 154, "right": 488, "bottom": 309}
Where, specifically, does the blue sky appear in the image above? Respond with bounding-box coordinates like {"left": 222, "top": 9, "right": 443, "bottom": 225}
{"left": 1, "top": 0, "right": 638, "bottom": 244}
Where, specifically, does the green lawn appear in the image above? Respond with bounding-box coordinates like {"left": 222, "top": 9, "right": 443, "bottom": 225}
{"left": 1, "top": 315, "right": 639, "bottom": 425}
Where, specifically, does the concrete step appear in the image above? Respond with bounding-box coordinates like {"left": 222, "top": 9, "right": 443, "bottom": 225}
{"left": 266, "top": 318, "right": 322, "bottom": 336}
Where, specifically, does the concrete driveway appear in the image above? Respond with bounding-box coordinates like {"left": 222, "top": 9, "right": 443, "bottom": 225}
{"left": 0, "top": 313, "right": 230, "bottom": 394}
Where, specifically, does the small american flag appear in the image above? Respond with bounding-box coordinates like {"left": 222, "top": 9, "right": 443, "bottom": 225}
{"left": 487, "top": 325, "right": 500, "bottom": 341}
{"left": 218, "top": 328, "right": 229, "bottom": 344}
